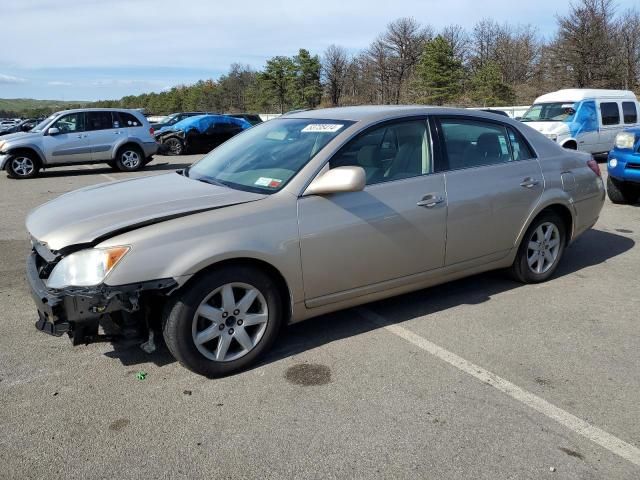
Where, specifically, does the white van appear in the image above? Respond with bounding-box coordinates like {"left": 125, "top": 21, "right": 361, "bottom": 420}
{"left": 520, "top": 89, "right": 640, "bottom": 153}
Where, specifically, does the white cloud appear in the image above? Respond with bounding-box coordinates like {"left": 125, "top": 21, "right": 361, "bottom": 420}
{"left": 0, "top": 73, "right": 27, "bottom": 84}
{"left": 47, "top": 81, "right": 72, "bottom": 86}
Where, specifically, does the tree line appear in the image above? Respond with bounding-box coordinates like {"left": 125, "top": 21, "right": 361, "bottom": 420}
{"left": 6, "top": 0, "right": 640, "bottom": 117}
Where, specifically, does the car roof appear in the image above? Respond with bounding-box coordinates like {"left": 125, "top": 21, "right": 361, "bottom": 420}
{"left": 534, "top": 89, "right": 638, "bottom": 103}
{"left": 282, "top": 105, "right": 520, "bottom": 123}
{"left": 52, "top": 108, "right": 144, "bottom": 115}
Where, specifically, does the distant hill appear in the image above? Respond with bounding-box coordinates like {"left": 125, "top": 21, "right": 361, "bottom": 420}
{"left": 0, "top": 98, "right": 91, "bottom": 117}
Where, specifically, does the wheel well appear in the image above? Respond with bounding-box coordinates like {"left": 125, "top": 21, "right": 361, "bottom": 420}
{"left": 115, "top": 142, "right": 143, "bottom": 158}
{"left": 178, "top": 258, "right": 293, "bottom": 324}
{"left": 562, "top": 140, "right": 577, "bottom": 150}
{"left": 4, "top": 147, "right": 43, "bottom": 169}
{"left": 538, "top": 204, "right": 573, "bottom": 245}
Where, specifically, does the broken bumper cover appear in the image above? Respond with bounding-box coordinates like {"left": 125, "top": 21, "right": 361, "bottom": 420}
{"left": 27, "top": 251, "right": 177, "bottom": 343}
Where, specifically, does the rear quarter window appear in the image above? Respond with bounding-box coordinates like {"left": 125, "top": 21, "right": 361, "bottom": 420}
{"left": 117, "top": 112, "right": 143, "bottom": 127}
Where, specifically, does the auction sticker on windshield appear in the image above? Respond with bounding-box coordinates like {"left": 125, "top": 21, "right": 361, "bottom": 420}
{"left": 301, "top": 124, "right": 343, "bottom": 133}
{"left": 255, "top": 177, "right": 282, "bottom": 188}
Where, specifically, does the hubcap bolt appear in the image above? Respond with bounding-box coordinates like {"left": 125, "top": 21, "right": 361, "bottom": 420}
{"left": 222, "top": 312, "right": 228, "bottom": 318}
{"left": 237, "top": 319, "right": 243, "bottom": 326}
{"left": 228, "top": 328, "right": 234, "bottom": 335}
{"left": 233, "top": 309, "right": 240, "bottom": 315}
{"left": 219, "top": 324, "right": 225, "bottom": 330}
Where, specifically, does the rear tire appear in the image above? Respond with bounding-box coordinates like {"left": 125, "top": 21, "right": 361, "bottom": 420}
{"left": 115, "top": 145, "right": 144, "bottom": 172}
{"left": 6, "top": 152, "right": 40, "bottom": 179}
{"left": 607, "top": 176, "right": 639, "bottom": 204}
{"left": 163, "top": 266, "right": 283, "bottom": 378}
{"left": 510, "top": 212, "right": 566, "bottom": 284}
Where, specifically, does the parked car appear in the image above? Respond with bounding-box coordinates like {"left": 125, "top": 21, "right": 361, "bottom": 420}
{"left": 25, "top": 106, "right": 605, "bottom": 377}
{"left": 0, "top": 118, "right": 38, "bottom": 136}
{"left": 481, "top": 109, "right": 509, "bottom": 117}
{"left": 228, "top": 113, "right": 263, "bottom": 126}
{"left": 606, "top": 128, "right": 640, "bottom": 204}
{"left": 151, "top": 112, "right": 215, "bottom": 131}
{"left": 0, "top": 108, "right": 158, "bottom": 179}
{"left": 155, "top": 114, "right": 251, "bottom": 155}
{"left": 520, "top": 89, "right": 640, "bottom": 153}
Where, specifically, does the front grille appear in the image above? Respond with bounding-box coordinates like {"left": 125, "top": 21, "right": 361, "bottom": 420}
{"left": 626, "top": 163, "right": 640, "bottom": 170}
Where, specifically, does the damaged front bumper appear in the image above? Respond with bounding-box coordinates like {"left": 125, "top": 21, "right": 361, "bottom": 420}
{"left": 27, "top": 251, "right": 177, "bottom": 344}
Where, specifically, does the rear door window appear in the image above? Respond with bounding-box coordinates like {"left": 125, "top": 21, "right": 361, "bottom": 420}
{"left": 622, "top": 102, "right": 638, "bottom": 124}
{"left": 600, "top": 102, "right": 620, "bottom": 126}
{"left": 87, "top": 111, "right": 115, "bottom": 131}
{"left": 438, "top": 118, "right": 514, "bottom": 171}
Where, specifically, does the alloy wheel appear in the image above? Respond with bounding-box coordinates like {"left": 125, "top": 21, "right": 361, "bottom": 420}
{"left": 166, "top": 138, "right": 182, "bottom": 155}
{"left": 121, "top": 150, "right": 140, "bottom": 169}
{"left": 526, "top": 222, "right": 561, "bottom": 274}
{"left": 191, "top": 282, "right": 269, "bottom": 362}
{"left": 11, "top": 156, "right": 34, "bottom": 176}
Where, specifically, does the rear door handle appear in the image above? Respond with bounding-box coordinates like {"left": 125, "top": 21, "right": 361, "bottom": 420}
{"left": 520, "top": 177, "right": 540, "bottom": 188}
{"left": 417, "top": 194, "right": 445, "bottom": 208}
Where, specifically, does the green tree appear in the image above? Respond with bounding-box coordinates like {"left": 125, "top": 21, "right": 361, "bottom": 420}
{"left": 469, "top": 61, "right": 515, "bottom": 106}
{"left": 293, "top": 49, "right": 322, "bottom": 109}
{"left": 259, "top": 56, "right": 297, "bottom": 113}
{"left": 414, "top": 36, "right": 464, "bottom": 105}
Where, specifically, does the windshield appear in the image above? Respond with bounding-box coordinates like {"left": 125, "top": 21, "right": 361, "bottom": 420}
{"left": 30, "top": 114, "right": 58, "bottom": 133}
{"left": 187, "top": 118, "right": 353, "bottom": 193}
{"left": 521, "top": 102, "right": 578, "bottom": 122}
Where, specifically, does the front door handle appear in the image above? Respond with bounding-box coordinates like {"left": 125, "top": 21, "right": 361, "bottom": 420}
{"left": 520, "top": 177, "right": 540, "bottom": 188}
{"left": 417, "top": 194, "right": 445, "bottom": 208}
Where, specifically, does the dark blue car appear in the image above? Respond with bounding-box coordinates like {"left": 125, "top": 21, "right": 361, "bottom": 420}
{"left": 607, "top": 127, "right": 640, "bottom": 204}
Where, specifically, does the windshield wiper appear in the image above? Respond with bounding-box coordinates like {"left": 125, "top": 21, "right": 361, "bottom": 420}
{"left": 195, "top": 176, "right": 227, "bottom": 187}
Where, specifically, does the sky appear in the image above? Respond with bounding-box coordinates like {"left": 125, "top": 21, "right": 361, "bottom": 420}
{"left": 0, "top": 0, "right": 638, "bottom": 101}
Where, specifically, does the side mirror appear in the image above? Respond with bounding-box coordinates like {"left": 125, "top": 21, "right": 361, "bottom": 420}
{"left": 304, "top": 166, "right": 366, "bottom": 196}
{"left": 47, "top": 127, "right": 60, "bottom": 136}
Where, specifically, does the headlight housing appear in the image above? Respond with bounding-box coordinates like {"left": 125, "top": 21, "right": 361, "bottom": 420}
{"left": 46, "top": 246, "right": 129, "bottom": 289}
{"left": 615, "top": 132, "right": 636, "bottom": 150}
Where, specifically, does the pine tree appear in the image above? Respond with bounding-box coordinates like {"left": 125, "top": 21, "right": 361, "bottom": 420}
{"left": 414, "top": 36, "right": 463, "bottom": 105}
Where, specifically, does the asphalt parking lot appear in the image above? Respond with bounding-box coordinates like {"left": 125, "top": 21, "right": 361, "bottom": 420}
{"left": 0, "top": 156, "right": 639, "bottom": 479}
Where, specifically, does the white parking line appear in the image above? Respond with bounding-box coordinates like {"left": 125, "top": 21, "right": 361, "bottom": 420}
{"left": 82, "top": 164, "right": 117, "bottom": 181}
{"left": 357, "top": 307, "right": 640, "bottom": 467}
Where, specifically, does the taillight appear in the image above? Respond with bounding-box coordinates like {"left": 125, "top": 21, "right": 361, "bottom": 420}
{"left": 587, "top": 158, "right": 601, "bottom": 177}
{"left": 149, "top": 127, "right": 154, "bottom": 136}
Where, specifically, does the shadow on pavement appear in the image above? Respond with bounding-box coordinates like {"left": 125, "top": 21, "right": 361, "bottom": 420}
{"left": 34, "top": 160, "right": 194, "bottom": 178}
{"left": 103, "top": 228, "right": 634, "bottom": 371}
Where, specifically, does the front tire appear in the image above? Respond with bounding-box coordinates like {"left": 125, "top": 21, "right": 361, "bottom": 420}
{"left": 163, "top": 137, "right": 184, "bottom": 156}
{"left": 510, "top": 212, "right": 566, "bottom": 283}
{"left": 163, "top": 266, "right": 283, "bottom": 377}
{"left": 115, "top": 145, "right": 144, "bottom": 172}
{"left": 607, "top": 176, "right": 639, "bottom": 204}
{"left": 6, "top": 152, "right": 40, "bottom": 179}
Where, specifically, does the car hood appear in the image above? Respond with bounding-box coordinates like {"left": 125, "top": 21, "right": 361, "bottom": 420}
{"left": 26, "top": 172, "right": 266, "bottom": 252}
{"left": 0, "top": 131, "right": 39, "bottom": 145}
{"left": 522, "top": 121, "right": 570, "bottom": 136}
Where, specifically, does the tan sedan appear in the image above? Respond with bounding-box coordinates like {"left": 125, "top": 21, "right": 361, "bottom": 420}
{"left": 26, "top": 106, "right": 605, "bottom": 376}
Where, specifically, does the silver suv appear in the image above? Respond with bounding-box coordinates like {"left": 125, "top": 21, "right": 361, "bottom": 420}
{"left": 0, "top": 108, "right": 158, "bottom": 179}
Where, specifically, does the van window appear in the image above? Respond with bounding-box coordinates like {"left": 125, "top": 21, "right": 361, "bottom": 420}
{"left": 622, "top": 102, "right": 638, "bottom": 124}
{"left": 600, "top": 102, "right": 620, "bottom": 126}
